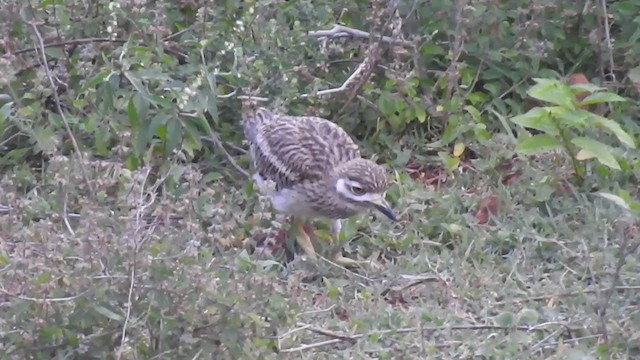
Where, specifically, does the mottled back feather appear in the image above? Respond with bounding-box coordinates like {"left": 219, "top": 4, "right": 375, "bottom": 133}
{"left": 242, "top": 108, "right": 361, "bottom": 190}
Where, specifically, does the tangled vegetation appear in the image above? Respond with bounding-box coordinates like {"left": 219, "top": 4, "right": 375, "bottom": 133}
{"left": 1, "top": 0, "right": 640, "bottom": 358}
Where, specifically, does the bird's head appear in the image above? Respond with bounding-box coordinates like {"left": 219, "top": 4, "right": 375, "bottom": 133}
{"left": 333, "top": 158, "right": 397, "bottom": 221}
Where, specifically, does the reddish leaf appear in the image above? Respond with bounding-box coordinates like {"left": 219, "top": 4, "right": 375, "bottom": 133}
{"left": 334, "top": 306, "right": 350, "bottom": 321}
{"left": 475, "top": 193, "right": 500, "bottom": 224}
{"left": 384, "top": 290, "right": 408, "bottom": 307}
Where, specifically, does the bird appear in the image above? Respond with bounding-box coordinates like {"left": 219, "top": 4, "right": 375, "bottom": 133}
{"left": 242, "top": 107, "right": 397, "bottom": 266}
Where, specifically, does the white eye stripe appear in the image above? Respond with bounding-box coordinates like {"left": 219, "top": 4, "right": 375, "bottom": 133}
{"left": 336, "top": 179, "right": 381, "bottom": 202}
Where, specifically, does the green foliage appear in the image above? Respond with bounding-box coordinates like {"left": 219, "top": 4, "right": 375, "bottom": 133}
{"left": 510, "top": 78, "right": 636, "bottom": 179}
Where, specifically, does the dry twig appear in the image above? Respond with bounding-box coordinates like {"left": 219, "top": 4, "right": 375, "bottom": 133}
{"left": 300, "top": 2, "right": 401, "bottom": 104}
{"left": 0, "top": 288, "right": 92, "bottom": 303}
{"left": 307, "top": 24, "right": 411, "bottom": 46}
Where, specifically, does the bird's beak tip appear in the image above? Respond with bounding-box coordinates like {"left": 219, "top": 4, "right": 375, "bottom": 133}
{"left": 370, "top": 199, "right": 398, "bottom": 222}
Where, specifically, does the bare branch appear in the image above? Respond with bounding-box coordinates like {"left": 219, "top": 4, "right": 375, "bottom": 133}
{"left": 307, "top": 24, "right": 411, "bottom": 46}
{"left": 299, "top": 55, "right": 374, "bottom": 98}
{"left": 299, "top": 1, "right": 402, "bottom": 109}
{"left": 0, "top": 287, "right": 91, "bottom": 303}
{"left": 279, "top": 338, "right": 343, "bottom": 353}
{"left": 598, "top": 0, "right": 616, "bottom": 83}
{"left": 14, "top": 28, "right": 192, "bottom": 59}
{"left": 236, "top": 95, "right": 269, "bottom": 102}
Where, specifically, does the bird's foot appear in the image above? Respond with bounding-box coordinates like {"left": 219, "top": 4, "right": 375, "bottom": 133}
{"left": 294, "top": 221, "right": 317, "bottom": 261}
{"left": 333, "top": 251, "right": 368, "bottom": 268}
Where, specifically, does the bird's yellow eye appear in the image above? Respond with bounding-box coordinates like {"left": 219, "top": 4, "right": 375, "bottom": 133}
{"left": 350, "top": 185, "right": 366, "bottom": 196}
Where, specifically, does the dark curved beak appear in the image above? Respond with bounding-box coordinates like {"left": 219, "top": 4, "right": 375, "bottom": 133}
{"left": 368, "top": 197, "right": 397, "bottom": 222}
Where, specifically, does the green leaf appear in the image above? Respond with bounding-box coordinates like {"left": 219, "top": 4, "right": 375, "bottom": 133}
{"left": 438, "top": 151, "right": 460, "bottom": 171}
{"left": 579, "top": 92, "right": 627, "bottom": 106}
{"left": 515, "top": 134, "right": 561, "bottom": 154}
{"left": 517, "top": 308, "right": 539, "bottom": 325}
{"left": 146, "top": 116, "right": 167, "bottom": 146}
{"left": 124, "top": 71, "right": 150, "bottom": 98}
{"left": 571, "top": 137, "right": 620, "bottom": 170}
{"left": 629, "top": 66, "right": 640, "bottom": 84}
{"left": 0, "top": 101, "right": 13, "bottom": 130}
{"left": 510, "top": 107, "right": 559, "bottom": 135}
{"left": 464, "top": 105, "right": 482, "bottom": 122}
{"left": 528, "top": 78, "right": 576, "bottom": 109}
{"left": 124, "top": 71, "right": 174, "bottom": 108}
{"left": 473, "top": 123, "right": 492, "bottom": 141}
{"left": 205, "top": 71, "right": 219, "bottom": 124}
{"left": 127, "top": 97, "right": 139, "bottom": 128}
{"left": 565, "top": 349, "right": 595, "bottom": 360}
{"left": 595, "top": 192, "right": 630, "bottom": 210}
{"left": 415, "top": 105, "right": 426, "bottom": 123}
{"left": 589, "top": 116, "right": 636, "bottom": 148}
{"left": 494, "top": 312, "right": 516, "bottom": 327}
{"left": 164, "top": 119, "right": 182, "bottom": 155}
{"left": 553, "top": 108, "right": 590, "bottom": 128}
{"left": 125, "top": 154, "right": 139, "bottom": 170}
{"left": 44, "top": 46, "right": 65, "bottom": 59}
{"left": 377, "top": 92, "right": 399, "bottom": 117}
{"left": 38, "top": 0, "right": 65, "bottom": 8}
{"left": 34, "top": 272, "right": 51, "bottom": 284}
{"left": 94, "top": 305, "right": 124, "bottom": 322}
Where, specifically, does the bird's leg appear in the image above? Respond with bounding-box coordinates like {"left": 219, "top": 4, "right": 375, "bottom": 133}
{"left": 290, "top": 217, "right": 317, "bottom": 261}
{"left": 329, "top": 219, "right": 366, "bottom": 267}
{"left": 252, "top": 173, "right": 270, "bottom": 195}
{"left": 329, "top": 219, "right": 342, "bottom": 241}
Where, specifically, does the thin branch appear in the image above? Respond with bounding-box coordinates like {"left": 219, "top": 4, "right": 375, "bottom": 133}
{"left": 198, "top": 133, "right": 250, "bottom": 178}
{"left": 299, "top": 58, "right": 372, "bottom": 98}
{"left": 307, "top": 24, "right": 411, "bottom": 46}
{"left": 116, "top": 264, "right": 136, "bottom": 359}
{"left": 302, "top": 325, "right": 358, "bottom": 342}
{"left": 62, "top": 191, "right": 76, "bottom": 236}
{"left": 598, "top": 0, "right": 616, "bottom": 83}
{"left": 236, "top": 95, "right": 269, "bottom": 101}
{"left": 14, "top": 27, "right": 193, "bottom": 56}
{"left": 28, "top": 20, "right": 95, "bottom": 196}
{"left": 0, "top": 287, "right": 91, "bottom": 303}
{"left": 278, "top": 321, "right": 580, "bottom": 352}
{"left": 335, "top": 1, "right": 403, "bottom": 116}
{"left": 279, "top": 339, "right": 343, "bottom": 353}
{"left": 300, "top": 4, "right": 400, "bottom": 100}
{"left": 14, "top": 37, "right": 126, "bottom": 55}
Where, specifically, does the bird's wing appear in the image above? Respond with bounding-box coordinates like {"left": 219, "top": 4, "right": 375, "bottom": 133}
{"left": 244, "top": 108, "right": 360, "bottom": 189}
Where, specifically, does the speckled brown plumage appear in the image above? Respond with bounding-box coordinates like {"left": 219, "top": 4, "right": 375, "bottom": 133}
{"left": 243, "top": 108, "right": 360, "bottom": 191}
{"left": 242, "top": 107, "right": 394, "bottom": 221}
{"left": 242, "top": 107, "right": 397, "bottom": 265}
